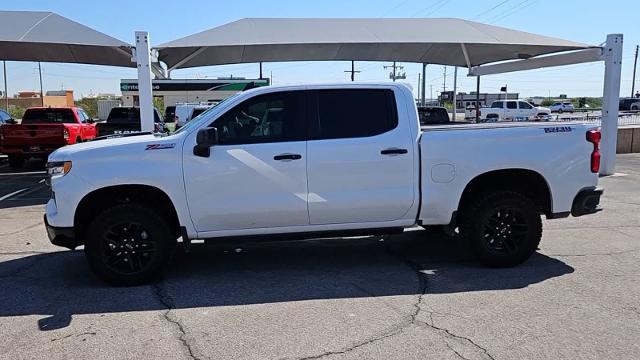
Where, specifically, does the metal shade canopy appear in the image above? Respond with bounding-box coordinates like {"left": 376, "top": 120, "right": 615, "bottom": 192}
{"left": 0, "top": 11, "right": 133, "bottom": 67}
{"left": 157, "top": 18, "right": 594, "bottom": 70}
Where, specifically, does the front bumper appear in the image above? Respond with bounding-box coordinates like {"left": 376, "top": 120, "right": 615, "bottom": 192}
{"left": 571, "top": 187, "right": 604, "bottom": 217}
{"left": 44, "top": 214, "right": 79, "bottom": 250}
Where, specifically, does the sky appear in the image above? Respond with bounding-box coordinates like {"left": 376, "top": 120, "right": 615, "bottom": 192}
{"left": 1, "top": 0, "right": 638, "bottom": 100}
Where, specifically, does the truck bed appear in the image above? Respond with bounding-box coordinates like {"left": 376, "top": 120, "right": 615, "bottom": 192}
{"left": 418, "top": 121, "right": 599, "bottom": 225}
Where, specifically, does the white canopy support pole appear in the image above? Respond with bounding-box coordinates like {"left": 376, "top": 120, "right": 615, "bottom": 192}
{"left": 600, "top": 34, "right": 624, "bottom": 175}
{"left": 453, "top": 66, "right": 458, "bottom": 121}
{"left": 135, "top": 31, "right": 154, "bottom": 133}
{"left": 468, "top": 48, "right": 602, "bottom": 76}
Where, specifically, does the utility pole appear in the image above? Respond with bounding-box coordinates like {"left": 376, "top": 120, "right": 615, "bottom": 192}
{"left": 3, "top": 61, "right": 7, "bottom": 111}
{"left": 429, "top": 85, "right": 433, "bottom": 103}
{"left": 421, "top": 63, "right": 427, "bottom": 106}
{"left": 417, "top": 73, "right": 421, "bottom": 103}
{"left": 632, "top": 45, "right": 639, "bottom": 97}
{"left": 384, "top": 62, "right": 405, "bottom": 82}
{"left": 38, "top": 62, "right": 44, "bottom": 106}
{"left": 344, "top": 61, "right": 361, "bottom": 81}
{"left": 440, "top": 66, "right": 447, "bottom": 106}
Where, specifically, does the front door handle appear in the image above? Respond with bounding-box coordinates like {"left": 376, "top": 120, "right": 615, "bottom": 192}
{"left": 381, "top": 148, "right": 408, "bottom": 155}
{"left": 274, "top": 153, "right": 302, "bottom": 161}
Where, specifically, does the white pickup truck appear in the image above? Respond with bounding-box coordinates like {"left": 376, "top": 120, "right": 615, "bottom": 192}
{"left": 44, "top": 83, "right": 603, "bottom": 285}
{"left": 481, "top": 100, "right": 551, "bottom": 122}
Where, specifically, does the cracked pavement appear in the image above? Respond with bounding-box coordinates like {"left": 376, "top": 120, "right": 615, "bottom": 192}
{"left": 0, "top": 155, "right": 639, "bottom": 360}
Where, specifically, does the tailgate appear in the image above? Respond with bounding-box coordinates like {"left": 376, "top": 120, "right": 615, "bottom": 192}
{"left": 96, "top": 123, "right": 142, "bottom": 137}
{"left": 1, "top": 124, "right": 66, "bottom": 146}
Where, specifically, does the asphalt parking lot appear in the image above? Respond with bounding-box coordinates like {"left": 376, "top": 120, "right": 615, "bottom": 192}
{"left": 0, "top": 155, "right": 638, "bottom": 360}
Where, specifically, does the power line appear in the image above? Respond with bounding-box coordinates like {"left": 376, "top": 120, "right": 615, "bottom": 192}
{"left": 471, "top": 0, "right": 511, "bottom": 20}
{"left": 380, "top": 0, "right": 411, "bottom": 17}
{"left": 411, "top": 0, "right": 448, "bottom": 17}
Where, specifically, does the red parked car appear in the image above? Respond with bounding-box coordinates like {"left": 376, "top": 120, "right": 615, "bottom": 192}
{"left": 0, "top": 107, "right": 97, "bottom": 168}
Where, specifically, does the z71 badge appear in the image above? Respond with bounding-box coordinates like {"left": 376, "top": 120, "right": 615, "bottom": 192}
{"left": 145, "top": 143, "right": 176, "bottom": 150}
{"left": 544, "top": 126, "right": 572, "bottom": 133}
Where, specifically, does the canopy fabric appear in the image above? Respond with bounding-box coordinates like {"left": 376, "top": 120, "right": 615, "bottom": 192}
{"left": 0, "top": 11, "right": 133, "bottom": 67}
{"left": 157, "top": 18, "right": 594, "bottom": 70}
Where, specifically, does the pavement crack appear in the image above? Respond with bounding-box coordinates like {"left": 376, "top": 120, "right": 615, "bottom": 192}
{"left": 152, "top": 282, "right": 202, "bottom": 360}
{"left": 447, "top": 342, "right": 473, "bottom": 360}
{"left": 51, "top": 331, "right": 97, "bottom": 342}
{"left": 383, "top": 239, "right": 496, "bottom": 360}
{"left": 547, "top": 248, "right": 640, "bottom": 257}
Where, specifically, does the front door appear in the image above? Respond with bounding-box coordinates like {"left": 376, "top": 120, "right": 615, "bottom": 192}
{"left": 183, "top": 91, "right": 309, "bottom": 232}
{"left": 306, "top": 88, "right": 415, "bottom": 225}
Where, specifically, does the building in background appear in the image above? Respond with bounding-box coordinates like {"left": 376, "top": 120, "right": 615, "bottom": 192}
{"left": 4, "top": 90, "right": 74, "bottom": 109}
{"left": 120, "top": 78, "right": 270, "bottom": 107}
{"left": 439, "top": 91, "right": 519, "bottom": 108}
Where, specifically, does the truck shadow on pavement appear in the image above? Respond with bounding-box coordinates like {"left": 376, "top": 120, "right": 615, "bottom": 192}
{"left": 0, "top": 229, "right": 574, "bottom": 331}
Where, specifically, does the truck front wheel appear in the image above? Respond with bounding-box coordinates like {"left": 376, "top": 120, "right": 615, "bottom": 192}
{"left": 8, "top": 155, "right": 24, "bottom": 168}
{"left": 84, "top": 203, "right": 176, "bottom": 286}
{"left": 459, "top": 191, "right": 542, "bottom": 267}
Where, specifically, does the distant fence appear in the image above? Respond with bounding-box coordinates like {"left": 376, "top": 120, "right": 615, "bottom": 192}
{"left": 553, "top": 111, "right": 640, "bottom": 127}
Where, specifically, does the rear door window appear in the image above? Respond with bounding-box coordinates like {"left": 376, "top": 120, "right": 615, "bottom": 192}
{"left": 312, "top": 89, "right": 397, "bottom": 140}
{"left": 491, "top": 101, "right": 503, "bottom": 108}
{"left": 506, "top": 101, "right": 517, "bottom": 109}
{"left": 22, "top": 109, "right": 76, "bottom": 124}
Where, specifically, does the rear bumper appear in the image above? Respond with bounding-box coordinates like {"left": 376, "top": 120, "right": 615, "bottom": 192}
{"left": 44, "top": 214, "right": 79, "bottom": 250}
{"left": 571, "top": 187, "right": 603, "bottom": 217}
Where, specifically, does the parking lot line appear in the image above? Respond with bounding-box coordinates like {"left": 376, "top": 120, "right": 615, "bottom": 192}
{"left": 0, "top": 171, "right": 46, "bottom": 176}
{"left": 0, "top": 188, "right": 28, "bottom": 202}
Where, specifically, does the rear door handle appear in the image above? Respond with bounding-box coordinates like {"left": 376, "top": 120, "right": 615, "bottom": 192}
{"left": 381, "top": 148, "right": 408, "bottom": 155}
{"left": 274, "top": 153, "right": 302, "bottom": 161}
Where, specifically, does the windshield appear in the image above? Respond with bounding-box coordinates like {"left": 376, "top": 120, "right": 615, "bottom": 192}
{"left": 22, "top": 109, "right": 76, "bottom": 124}
{"left": 173, "top": 94, "right": 243, "bottom": 135}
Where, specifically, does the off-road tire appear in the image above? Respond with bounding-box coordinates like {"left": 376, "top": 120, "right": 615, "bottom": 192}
{"left": 85, "top": 203, "right": 176, "bottom": 286}
{"left": 459, "top": 191, "right": 542, "bottom": 267}
{"left": 8, "top": 155, "right": 24, "bottom": 168}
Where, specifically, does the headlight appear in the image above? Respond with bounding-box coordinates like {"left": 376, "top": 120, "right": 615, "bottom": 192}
{"left": 46, "top": 161, "right": 72, "bottom": 180}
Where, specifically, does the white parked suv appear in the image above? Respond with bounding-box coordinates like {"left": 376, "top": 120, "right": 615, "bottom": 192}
{"left": 481, "top": 100, "right": 551, "bottom": 122}
{"left": 44, "top": 83, "right": 603, "bottom": 285}
{"left": 550, "top": 102, "right": 575, "bottom": 113}
{"left": 174, "top": 102, "right": 217, "bottom": 130}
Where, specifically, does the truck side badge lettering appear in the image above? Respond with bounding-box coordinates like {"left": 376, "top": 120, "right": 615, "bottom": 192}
{"left": 146, "top": 143, "right": 176, "bottom": 150}
{"left": 544, "top": 126, "right": 573, "bottom": 133}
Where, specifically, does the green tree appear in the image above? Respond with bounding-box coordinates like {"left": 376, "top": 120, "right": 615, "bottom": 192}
{"left": 153, "top": 97, "right": 165, "bottom": 116}
{"left": 540, "top": 99, "right": 555, "bottom": 107}
{"left": 75, "top": 97, "right": 98, "bottom": 118}
{"left": 7, "top": 106, "right": 25, "bottom": 120}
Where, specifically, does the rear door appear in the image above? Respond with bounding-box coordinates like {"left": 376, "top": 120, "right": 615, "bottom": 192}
{"left": 518, "top": 101, "right": 534, "bottom": 119}
{"left": 306, "top": 88, "right": 415, "bottom": 225}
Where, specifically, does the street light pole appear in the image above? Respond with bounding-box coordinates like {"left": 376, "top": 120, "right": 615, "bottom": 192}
{"left": 38, "top": 62, "right": 44, "bottom": 106}
{"left": 632, "top": 45, "right": 639, "bottom": 97}
{"left": 3, "top": 61, "right": 7, "bottom": 111}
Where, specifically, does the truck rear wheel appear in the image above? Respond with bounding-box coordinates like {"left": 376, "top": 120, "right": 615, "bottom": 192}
{"left": 459, "top": 191, "right": 542, "bottom": 267}
{"left": 84, "top": 203, "right": 176, "bottom": 286}
{"left": 8, "top": 155, "right": 24, "bottom": 168}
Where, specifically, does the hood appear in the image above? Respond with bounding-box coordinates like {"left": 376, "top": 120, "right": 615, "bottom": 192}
{"left": 49, "top": 134, "right": 178, "bottom": 162}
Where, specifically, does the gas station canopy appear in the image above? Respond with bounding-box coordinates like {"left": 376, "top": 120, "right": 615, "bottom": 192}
{"left": 157, "top": 18, "right": 595, "bottom": 70}
{"left": 0, "top": 11, "right": 133, "bottom": 67}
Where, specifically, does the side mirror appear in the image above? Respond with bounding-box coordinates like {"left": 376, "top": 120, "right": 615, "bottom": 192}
{"left": 87, "top": 118, "right": 95, "bottom": 124}
{"left": 193, "top": 127, "right": 218, "bottom": 157}
{"left": 7, "top": 119, "right": 17, "bottom": 125}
